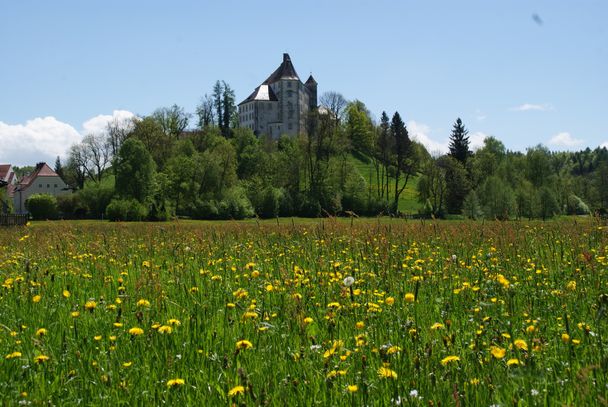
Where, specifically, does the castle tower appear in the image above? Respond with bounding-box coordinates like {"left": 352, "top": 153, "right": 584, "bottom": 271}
{"left": 305, "top": 75, "right": 318, "bottom": 111}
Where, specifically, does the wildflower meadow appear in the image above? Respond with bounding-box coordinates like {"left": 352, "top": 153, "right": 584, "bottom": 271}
{"left": 0, "top": 219, "right": 607, "bottom": 405}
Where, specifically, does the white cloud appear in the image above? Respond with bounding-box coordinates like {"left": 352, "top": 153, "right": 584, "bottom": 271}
{"left": 600, "top": 141, "right": 608, "bottom": 149}
{"left": 407, "top": 120, "right": 447, "bottom": 156}
{"left": 469, "top": 132, "right": 488, "bottom": 151}
{"left": 0, "top": 110, "right": 135, "bottom": 167}
{"left": 548, "top": 132, "right": 584, "bottom": 148}
{"left": 82, "top": 110, "right": 135, "bottom": 135}
{"left": 511, "top": 103, "right": 553, "bottom": 112}
{"left": 0, "top": 117, "right": 82, "bottom": 166}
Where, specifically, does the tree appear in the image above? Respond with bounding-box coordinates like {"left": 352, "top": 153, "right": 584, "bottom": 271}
{"left": 212, "top": 80, "right": 224, "bottom": 132}
{"left": 440, "top": 155, "right": 471, "bottom": 214}
{"left": 152, "top": 104, "right": 190, "bottom": 139}
{"left": 448, "top": 118, "right": 471, "bottom": 164}
{"left": 129, "top": 116, "right": 174, "bottom": 170}
{"left": 196, "top": 94, "right": 215, "bottom": 128}
{"left": 417, "top": 155, "right": 447, "bottom": 217}
{"left": 390, "top": 112, "right": 416, "bottom": 213}
{"left": 375, "top": 111, "right": 392, "bottom": 201}
{"left": 67, "top": 133, "right": 111, "bottom": 184}
{"left": 54, "top": 156, "right": 64, "bottom": 179}
{"left": 345, "top": 100, "right": 374, "bottom": 155}
{"left": 114, "top": 138, "right": 155, "bottom": 204}
{"left": 320, "top": 91, "right": 347, "bottom": 126}
{"left": 222, "top": 82, "right": 236, "bottom": 137}
{"left": 106, "top": 117, "right": 133, "bottom": 157}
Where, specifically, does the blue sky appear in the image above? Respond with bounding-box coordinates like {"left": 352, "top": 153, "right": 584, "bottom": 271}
{"left": 1, "top": 1, "right": 607, "bottom": 165}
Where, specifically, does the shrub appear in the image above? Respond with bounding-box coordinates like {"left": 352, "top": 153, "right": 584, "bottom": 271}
{"left": 56, "top": 194, "right": 87, "bottom": 219}
{"left": 78, "top": 183, "right": 115, "bottom": 218}
{"left": 25, "top": 194, "right": 58, "bottom": 220}
{"left": 105, "top": 199, "right": 148, "bottom": 221}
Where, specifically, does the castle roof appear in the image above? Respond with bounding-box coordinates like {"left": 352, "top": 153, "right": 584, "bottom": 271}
{"left": 238, "top": 84, "right": 279, "bottom": 105}
{"left": 262, "top": 53, "right": 300, "bottom": 84}
{"left": 305, "top": 74, "right": 317, "bottom": 85}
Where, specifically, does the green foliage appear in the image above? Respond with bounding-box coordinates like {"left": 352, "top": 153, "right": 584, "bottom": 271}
{"left": 566, "top": 194, "right": 590, "bottom": 215}
{"left": 105, "top": 198, "right": 149, "bottom": 221}
{"left": 56, "top": 194, "right": 87, "bottom": 219}
{"left": 478, "top": 176, "right": 515, "bottom": 220}
{"left": 77, "top": 182, "right": 115, "bottom": 219}
{"left": 114, "top": 138, "right": 155, "bottom": 203}
{"left": 462, "top": 190, "right": 483, "bottom": 219}
{"left": 25, "top": 194, "right": 59, "bottom": 220}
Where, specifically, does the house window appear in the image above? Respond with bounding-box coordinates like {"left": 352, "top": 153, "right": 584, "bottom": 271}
{"left": 54, "top": 184, "right": 58, "bottom": 188}
{"left": 39, "top": 184, "right": 42, "bottom": 188}
{"left": 47, "top": 184, "right": 50, "bottom": 188}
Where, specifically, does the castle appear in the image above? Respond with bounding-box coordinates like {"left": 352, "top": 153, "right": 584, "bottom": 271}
{"left": 238, "top": 53, "right": 317, "bottom": 138}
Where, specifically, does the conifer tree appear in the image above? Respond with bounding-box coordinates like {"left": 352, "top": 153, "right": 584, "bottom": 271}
{"left": 448, "top": 118, "right": 471, "bottom": 164}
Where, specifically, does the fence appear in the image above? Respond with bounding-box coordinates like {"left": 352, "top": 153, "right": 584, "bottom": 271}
{"left": 0, "top": 214, "right": 28, "bottom": 226}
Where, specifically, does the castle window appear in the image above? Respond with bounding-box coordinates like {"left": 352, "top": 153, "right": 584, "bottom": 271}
{"left": 287, "top": 82, "right": 292, "bottom": 88}
{"left": 288, "top": 123, "right": 293, "bottom": 130}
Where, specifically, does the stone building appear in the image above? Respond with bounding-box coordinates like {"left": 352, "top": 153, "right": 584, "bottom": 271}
{"left": 238, "top": 53, "right": 317, "bottom": 138}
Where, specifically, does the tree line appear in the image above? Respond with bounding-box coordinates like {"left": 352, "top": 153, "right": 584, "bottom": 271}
{"left": 39, "top": 80, "right": 608, "bottom": 221}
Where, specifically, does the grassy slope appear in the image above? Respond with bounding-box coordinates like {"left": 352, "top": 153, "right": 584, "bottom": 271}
{"left": 348, "top": 154, "right": 420, "bottom": 213}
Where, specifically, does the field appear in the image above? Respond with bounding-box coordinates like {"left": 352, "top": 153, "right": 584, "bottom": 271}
{"left": 0, "top": 219, "right": 607, "bottom": 405}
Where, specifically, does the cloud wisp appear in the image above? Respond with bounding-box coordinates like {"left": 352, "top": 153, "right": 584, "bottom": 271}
{"left": 510, "top": 103, "right": 553, "bottom": 112}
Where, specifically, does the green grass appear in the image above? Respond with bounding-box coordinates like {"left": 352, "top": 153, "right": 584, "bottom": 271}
{"left": 0, "top": 219, "right": 606, "bottom": 405}
{"left": 349, "top": 153, "right": 421, "bottom": 213}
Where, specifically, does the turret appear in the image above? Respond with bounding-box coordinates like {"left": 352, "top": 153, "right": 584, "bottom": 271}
{"left": 305, "top": 74, "right": 318, "bottom": 110}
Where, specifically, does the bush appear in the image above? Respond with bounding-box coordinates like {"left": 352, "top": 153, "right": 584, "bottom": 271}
{"left": 105, "top": 199, "right": 149, "bottom": 221}
{"left": 218, "top": 187, "right": 254, "bottom": 220}
{"left": 79, "top": 183, "right": 115, "bottom": 218}
{"left": 25, "top": 194, "right": 58, "bottom": 220}
{"left": 566, "top": 194, "right": 590, "bottom": 215}
{"left": 56, "top": 194, "right": 87, "bottom": 219}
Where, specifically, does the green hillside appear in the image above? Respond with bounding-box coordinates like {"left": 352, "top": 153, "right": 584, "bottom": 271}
{"left": 349, "top": 153, "right": 421, "bottom": 214}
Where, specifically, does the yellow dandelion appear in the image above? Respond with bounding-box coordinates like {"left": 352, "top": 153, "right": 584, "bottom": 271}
{"left": 404, "top": 293, "right": 415, "bottom": 303}
{"left": 62, "top": 290, "right": 70, "bottom": 298}
{"left": 561, "top": 333, "right": 570, "bottom": 343}
{"left": 377, "top": 366, "right": 398, "bottom": 379}
{"left": 137, "top": 299, "right": 150, "bottom": 307}
{"left": 167, "top": 319, "right": 181, "bottom": 326}
{"left": 431, "top": 322, "right": 444, "bottom": 330}
{"left": 242, "top": 311, "right": 258, "bottom": 319}
{"left": 85, "top": 301, "right": 97, "bottom": 311}
{"left": 506, "top": 358, "right": 521, "bottom": 366}
{"left": 347, "top": 384, "right": 358, "bottom": 393}
{"left": 32, "top": 295, "right": 41, "bottom": 303}
{"left": 566, "top": 280, "right": 576, "bottom": 291}
{"left": 122, "top": 361, "right": 133, "bottom": 368}
{"left": 34, "top": 355, "right": 50, "bottom": 364}
{"left": 440, "top": 355, "right": 460, "bottom": 366}
{"left": 355, "top": 321, "right": 365, "bottom": 329}
{"left": 128, "top": 327, "right": 144, "bottom": 336}
{"left": 157, "top": 325, "right": 172, "bottom": 334}
{"left": 35, "top": 328, "right": 47, "bottom": 337}
{"left": 303, "top": 317, "right": 314, "bottom": 324}
{"left": 166, "top": 378, "right": 185, "bottom": 388}
{"left": 514, "top": 339, "right": 528, "bottom": 351}
{"left": 490, "top": 346, "right": 506, "bottom": 359}
{"left": 236, "top": 339, "right": 253, "bottom": 350}
{"left": 228, "top": 385, "right": 245, "bottom": 397}
{"left": 5, "top": 351, "right": 22, "bottom": 359}
{"left": 385, "top": 297, "right": 395, "bottom": 305}
{"left": 71, "top": 311, "right": 80, "bottom": 318}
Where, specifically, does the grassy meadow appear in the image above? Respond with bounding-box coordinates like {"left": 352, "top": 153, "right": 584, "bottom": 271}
{"left": 0, "top": 218, "right": 607, "bottom": 405}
